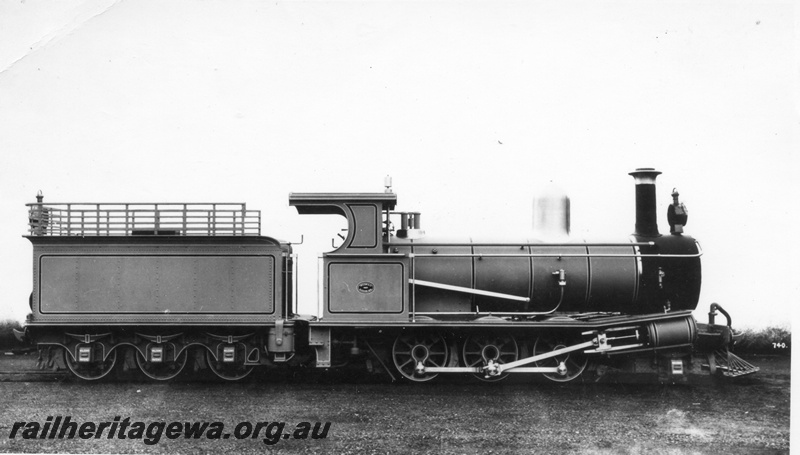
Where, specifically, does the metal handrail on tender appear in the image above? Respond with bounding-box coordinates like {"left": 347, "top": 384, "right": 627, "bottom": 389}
{"left": 26, "top": 202, "right": 261, "bottom": 236}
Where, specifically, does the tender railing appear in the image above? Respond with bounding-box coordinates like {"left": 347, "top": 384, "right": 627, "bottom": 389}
{"left": 26, "top": 202, "right": 261, "bottom": 236}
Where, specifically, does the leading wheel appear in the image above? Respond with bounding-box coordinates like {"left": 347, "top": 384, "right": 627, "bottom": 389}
{"left": 64, "top": 346, "right": 117, "bottom": 381}
{"left": 392, "top": 333, "right": 449, "bottom": 382}
{"left": 136, "top": 348, "right": 188, "bottom": 381}
{"left": 533, "top": 335, "right": 588, "bottom": 382}
{"left": 205, "top": 349, "right": 254, "bottom": 381}
{"left": 462, "top": 335, "right": 518, "bottom": 382}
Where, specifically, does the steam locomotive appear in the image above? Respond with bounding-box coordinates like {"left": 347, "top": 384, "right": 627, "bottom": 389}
{"left": 20, "top": 169, "right": 758, "bottom": 382}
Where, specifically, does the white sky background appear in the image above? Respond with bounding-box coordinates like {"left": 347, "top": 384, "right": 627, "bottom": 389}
{"left": 0, "top": 0, "right": 797, "bottom": 329}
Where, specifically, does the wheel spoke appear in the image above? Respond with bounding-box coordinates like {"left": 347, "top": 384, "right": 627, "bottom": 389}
{"left": 392, "top": 332, "right": 449, "bottom": 382}
{"left": 533, "top": 336, "right": 588, "bottom": 382}
{"left": 461, "top": 335, "right": 518, "bottom": 382}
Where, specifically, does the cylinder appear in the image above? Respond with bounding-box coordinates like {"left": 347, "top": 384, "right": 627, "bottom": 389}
{"left": 647, "top": 316, "right": 697, "bottom": 349}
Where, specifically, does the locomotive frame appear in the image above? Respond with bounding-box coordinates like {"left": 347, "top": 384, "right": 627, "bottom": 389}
{"left": 19, "top": 169, "right": 758, "bottom": 382}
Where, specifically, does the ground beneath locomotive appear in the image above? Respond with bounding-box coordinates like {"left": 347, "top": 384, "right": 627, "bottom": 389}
{"left": 0, "top": 354, "right": 790, "bottom": 454}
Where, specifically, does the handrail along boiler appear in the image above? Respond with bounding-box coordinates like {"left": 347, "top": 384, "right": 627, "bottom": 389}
{"left": 21, "top": 169, "right": 757, "bottom": 382}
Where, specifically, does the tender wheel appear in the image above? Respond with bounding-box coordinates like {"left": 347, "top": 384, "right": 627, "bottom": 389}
{"left": 135, "top": 348, "right": 188, "bottom": 381}
{"left": 205, "top": 349, "right": 254, "bottom": 381}
{"left": 392, "top": 333, "right": 449, "bottom": 382}
{"left": 533, "top": 336, "right": 588, "bottom": 382}
{"left": 462, "top": 335, "right": 518, "bottom": 382}
{"left": 64, "top": 346, "right": 117, "bottom": 381}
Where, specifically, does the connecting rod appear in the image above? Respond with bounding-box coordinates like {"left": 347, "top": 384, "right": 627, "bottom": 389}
{"left": 421, "top": 338, "right": 597, "bottom": 377}
{"left": 493, "top": 340, "right": 595, "bottom": 376}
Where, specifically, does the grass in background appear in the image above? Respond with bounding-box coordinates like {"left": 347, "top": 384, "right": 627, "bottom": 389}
{"left": 0, "top": 319, "right": 26, "bottom": 351}
{"left": 735, "top": 326, "right": 791, "bottom": 356}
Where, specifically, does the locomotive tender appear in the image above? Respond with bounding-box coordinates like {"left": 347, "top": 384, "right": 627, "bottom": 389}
{"left": 21, "top": 169, "right": 758, "bottom": 382}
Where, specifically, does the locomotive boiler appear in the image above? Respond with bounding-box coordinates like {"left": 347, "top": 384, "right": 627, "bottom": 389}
{"left": 386, "top": 169, "right": 701, "bottom": 318}
{"left": 19, "top": 169, "right": 758, "bottom": 382}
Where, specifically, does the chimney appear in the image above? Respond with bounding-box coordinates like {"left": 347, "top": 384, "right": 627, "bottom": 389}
{"left": 628, "top": 168, "right": 662, "bottom": 237}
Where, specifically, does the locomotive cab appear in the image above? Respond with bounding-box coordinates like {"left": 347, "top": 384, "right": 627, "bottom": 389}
{"left": 289, "top": 192, "right": 411, "bottom": 321}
